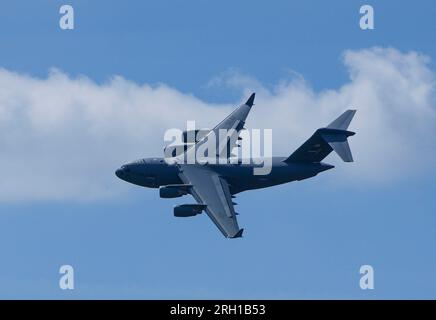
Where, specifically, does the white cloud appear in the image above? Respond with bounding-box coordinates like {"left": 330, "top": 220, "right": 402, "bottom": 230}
{"left": 0, "top": 47, "right": 435, "bottom": 201}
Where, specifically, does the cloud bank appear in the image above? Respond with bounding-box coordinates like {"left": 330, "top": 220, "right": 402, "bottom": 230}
{"left": 0, "top": 47, "right": 435, "bottom": 201}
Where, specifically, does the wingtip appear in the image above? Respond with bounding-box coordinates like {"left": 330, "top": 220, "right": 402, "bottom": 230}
{"left": 245, "top": 93, "right": 255, "bottom": 107}
{"left": 230, "top": 228, "right": 244, "bottom": 238}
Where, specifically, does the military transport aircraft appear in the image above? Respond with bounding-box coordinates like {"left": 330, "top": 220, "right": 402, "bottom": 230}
{"left": 115, "top": 93, "right": 356, "bottom": 238}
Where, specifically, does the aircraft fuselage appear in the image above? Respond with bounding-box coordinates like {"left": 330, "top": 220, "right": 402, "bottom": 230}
{"left": 115, "top": 157, "right": 334, "bottom": 194}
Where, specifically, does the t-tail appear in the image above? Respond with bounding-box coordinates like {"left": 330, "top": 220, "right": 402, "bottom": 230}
{"left": 285, "top": 110, "right": 356, "bottom": 163}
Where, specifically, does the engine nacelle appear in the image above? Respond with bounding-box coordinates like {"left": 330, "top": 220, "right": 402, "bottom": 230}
{"left": 174, "top": 204, "right": 206, "bottom": 217}
{"left": 159, "top": 185, "right": 189, "bottom": 198}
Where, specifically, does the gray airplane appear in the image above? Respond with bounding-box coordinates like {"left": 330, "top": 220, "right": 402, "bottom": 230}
{"left": 115, "top": 93, "right": 356, "bottom": 238}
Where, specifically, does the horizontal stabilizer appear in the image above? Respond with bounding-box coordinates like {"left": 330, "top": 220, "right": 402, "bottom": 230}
{"left": 319, "top": 128, "right": 355, "bottom": 162}
{"left": 321, "top": 130, "right": 354, "bottom": 162}
{"left": 329, "top": 140, "right": 353, "bottom": 162}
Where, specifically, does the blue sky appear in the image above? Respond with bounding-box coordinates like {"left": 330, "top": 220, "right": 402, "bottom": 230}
{"left": 0, "top": 0, "right": 435, "bottom": 299}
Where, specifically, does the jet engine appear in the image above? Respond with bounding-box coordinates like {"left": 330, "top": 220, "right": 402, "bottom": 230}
{"left": 159, "top": 184, "right": 191, "bottom": 198}
{"left": 159, "top": 185, "right": 189, "bottom": 198}
{"left": 173, "top": 204, "right": 206, "bottom": 217}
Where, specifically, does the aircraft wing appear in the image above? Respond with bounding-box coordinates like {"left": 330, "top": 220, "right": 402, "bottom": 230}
{"left": 181, "top": 93, "right": 255, "bottom": 161}
{"left": 177, "top": 164, "right": 243, "bottom": 238}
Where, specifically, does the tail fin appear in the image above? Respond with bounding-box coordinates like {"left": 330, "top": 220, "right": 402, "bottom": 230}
{"left": 285, "top": 110, "right": 356, "bottom": 163}
{"left": 327, "top": 110, "right": 356, "bottom": 130}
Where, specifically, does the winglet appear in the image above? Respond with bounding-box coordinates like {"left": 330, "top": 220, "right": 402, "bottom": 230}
{"left": 230, "top": 228, "right": 244, "bottom": 238}
{"left": 245, "top": 93, "right": 255, "bottom": 107}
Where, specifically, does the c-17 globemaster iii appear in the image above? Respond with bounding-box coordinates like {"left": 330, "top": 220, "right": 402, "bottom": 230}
{"left": 116, "top": 93, "right": 356, "bottom": 238}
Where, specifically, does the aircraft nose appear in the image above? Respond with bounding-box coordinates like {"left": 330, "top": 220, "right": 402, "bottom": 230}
{"left": 115, "top": 168, "right": 124, "bottom": 179}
